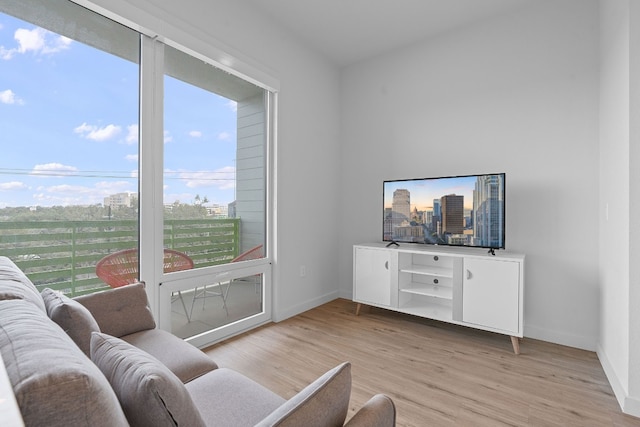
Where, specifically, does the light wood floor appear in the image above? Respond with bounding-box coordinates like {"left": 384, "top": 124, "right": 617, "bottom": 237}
{"left": 203, "top": 298, "right": 640, "bottom": 426}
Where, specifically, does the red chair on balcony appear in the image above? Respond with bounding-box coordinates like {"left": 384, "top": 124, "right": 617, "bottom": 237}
{"left": 189, "top": 244, "right": 263, "bottom": 319}
{"left": 95, "top": 248, "right": 193, "bottom": 320}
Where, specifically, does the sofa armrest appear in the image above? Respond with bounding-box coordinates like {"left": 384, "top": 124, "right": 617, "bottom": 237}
{"left": 75, "top": 282, "right": 156, "bottom": 337}
{"left": 344, "top": 394, "right": 396, "bottom": 427}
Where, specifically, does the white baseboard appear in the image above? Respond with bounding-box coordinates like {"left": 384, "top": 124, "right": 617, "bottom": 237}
{"left": 597, "top": 344, "right": 640, "bottom": 418}
{"left": 597, "top": 344, "right": 636, "bottom": 417}
{"left": 524, "top": 324, "right": 597, "bottom": 351}
{"left": 272, "top": 290, "right": 340, "bottom": 322}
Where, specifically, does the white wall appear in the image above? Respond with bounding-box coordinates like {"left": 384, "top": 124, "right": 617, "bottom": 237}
{"left": 339, "top": 0, "right": 601, "bottom": 350}
{"left": 598, "top": 0, "right": 640, "bottom": 417}
{"left": 81, "top": 0, "right": 343, "bottom": 321}
{"left": 598, "top": 0, "right": 630, "bottom": 405}
{"left": 630, "top": 0, "right": 640, "bottom": 411}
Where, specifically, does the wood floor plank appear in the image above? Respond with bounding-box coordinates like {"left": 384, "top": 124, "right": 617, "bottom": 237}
{"left": 203, "top": 299, "right": 640, "bottom": 426}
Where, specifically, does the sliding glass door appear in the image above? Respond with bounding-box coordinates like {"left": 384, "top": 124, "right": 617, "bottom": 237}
{"left": 157, "top": 43, "right": 271, "bottom": 346}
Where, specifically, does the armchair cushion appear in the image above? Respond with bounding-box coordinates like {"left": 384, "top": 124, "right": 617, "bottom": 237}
{"left": 76, "top": 282, "right": 155, "bottom": 337}
{"left": 122, "top": 328, "right": 218, "bottom": 383}
{"left": 256, "top": 362, "right": 352, "bottom": 427}
{"left": 186, "top": 368, "right": 285, "bottom": 427}
{"left": 91, "top": 331, "right": 206, "bottom": 427}
{"left": 41, "top": 288, "right": 100, "bottom": 356}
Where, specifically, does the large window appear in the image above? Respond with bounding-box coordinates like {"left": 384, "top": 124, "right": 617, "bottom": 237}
{"left": 0, "top": 0, "right": 140, "bottom": 296}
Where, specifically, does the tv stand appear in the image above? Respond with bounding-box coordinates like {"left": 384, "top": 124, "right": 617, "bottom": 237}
{"left": 353, "top": 243, "right": 524, "bottom": 354}
{"left": 385, "top": 240, "right": 400, "bottom": 248}
{"left": 488, "top": 248, "right": 496, "bottom": 256}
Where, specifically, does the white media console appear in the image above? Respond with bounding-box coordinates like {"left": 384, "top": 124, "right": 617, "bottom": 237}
{"left": 353, "top": 243, "right": 525, "bottom": 354}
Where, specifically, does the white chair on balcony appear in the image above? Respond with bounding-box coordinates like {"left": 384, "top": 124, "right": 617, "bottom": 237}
{"left": 189, "top": 244, "right": 263, "bottom": 319}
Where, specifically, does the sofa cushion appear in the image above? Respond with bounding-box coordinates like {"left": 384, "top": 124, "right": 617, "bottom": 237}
{"left": 91, "top": 332, "right": 206, "bottom": 427}
{"left": 186, "top": 368, "right": 286, "bottom": 427}
{"left": 0, "top": 256, "right": 46, "bottom": 312}
{"left": 76, "top": 282, "right": 155, "bottom": 337}
{"left": 122, "top": 328, "right": 218, "bottom": 383}
{"left": 255, "top": 362, "right": 352, "bottom": 427}
{"left": 41, "top": 288, "right": 100, "bottom": 356}
{"left": 0, "top": 300, "right": 128, "bottom": 427}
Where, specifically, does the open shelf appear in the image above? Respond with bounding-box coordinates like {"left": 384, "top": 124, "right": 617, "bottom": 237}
{"left": 400, "top": 283, "right": 453, "bottom": 300}
{"left": 399, "top": 264, "right": 453, "bottom": 277}
{"left": 399, "top": 298, "right": 453, "bottom": 322}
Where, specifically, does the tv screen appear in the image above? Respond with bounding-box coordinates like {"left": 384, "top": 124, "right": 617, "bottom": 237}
{"left": 383, "top": 173, "right": 505, "bottom": 250}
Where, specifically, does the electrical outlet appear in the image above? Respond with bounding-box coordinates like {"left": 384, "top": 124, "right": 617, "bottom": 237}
{"left": 299, "top": 265, "right": 306, "bottom": 277}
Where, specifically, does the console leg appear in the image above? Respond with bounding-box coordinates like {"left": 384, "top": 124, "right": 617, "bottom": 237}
{"left": 355, "top": 303, "right": 362, "bottom": 316}
{"left": 510, "top": 336, "right": 520, "bottom": 355}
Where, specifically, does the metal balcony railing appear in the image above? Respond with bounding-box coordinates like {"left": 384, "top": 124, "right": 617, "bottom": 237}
{"left": 0, "top": 218, "right": 240, "bottom": 296}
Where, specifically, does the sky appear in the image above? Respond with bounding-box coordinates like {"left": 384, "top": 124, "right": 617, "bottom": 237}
{"left": 0, "top": 12, "right": 239, "bottom": 209}
{"left": 383, "top": 175, "right": 479, "bottom": 212}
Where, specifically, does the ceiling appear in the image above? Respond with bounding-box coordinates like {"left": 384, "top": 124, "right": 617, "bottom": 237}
{"left": 246, "top": 0, "right": 535, "bottom": 67}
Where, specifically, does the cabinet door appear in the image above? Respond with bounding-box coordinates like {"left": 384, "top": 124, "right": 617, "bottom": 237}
{"left": 462, "top": 258, "right": 520, "bottom": 334}
{"left": 354, "top": 247, "right": 391, "bottom": 307}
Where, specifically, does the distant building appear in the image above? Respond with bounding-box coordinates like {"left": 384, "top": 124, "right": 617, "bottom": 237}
{"left": 411, "top": 207, "right": 424, "bottom": 224}
{"left": 394, "top": 224, "right": 424, "bottom": 242}
{"left": 228, "top": 201, "right": 236, "bottom": 218}
{"left": 104, "top": 192, "right": 134, "bottom": 208}
{"left": 447, "top": 234, "right": 469, "bottom": 245}
{"left": 391, "top": 189, "right": 410, "bottom": 225}
{"left": 206, "top": 204, "right": 229, "bottom": 218}
{"left": 441, "top": 194, "right": 464, "bottom": 235}
{"left": 473, "top": 175, "right": 504, "bottom": 247}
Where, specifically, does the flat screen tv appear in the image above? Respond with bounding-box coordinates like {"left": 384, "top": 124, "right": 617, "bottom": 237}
{"left": 383, "top": 173, "right": 506, "bottom": 251}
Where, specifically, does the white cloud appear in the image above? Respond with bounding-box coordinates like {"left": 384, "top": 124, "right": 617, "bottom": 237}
{"left": 30, "top": 163, "right": 78, "bottom": 178}
{"left": 189, "top": 130, "right": 202, "bottom": 138}
{"left": 74, "top": 122, "right": 122, "bottom": 141}
{"left": 226, "top": 100, "right": 237, "bottom": 112}
{"left": 0, "top": 89, "right": 24, "bottom": 105}
{"left": 217, "top": 131, "right": 232, "bottom": 141}
{"left": 164, "top": 130, "right": 173, "bottom": 144}
{"left": 0, "top": 181, "right": 28, "bottom": 191}
{"left": 125, "top": 154, "right": 138, "bottom": 162}
{"left": 126, "top": 124, "right": 138, "bottom": 145}
{"left": 32, "top": 180, "right": 134, "bottom": 206}
{"left": 166, "top": 166, "right": 236, "bottom": 190}
{"left": 1, "top": 27, "right": 71, "bottom": 60}
{"left": 94, "top": 181, "right": 131, "bottom": 191}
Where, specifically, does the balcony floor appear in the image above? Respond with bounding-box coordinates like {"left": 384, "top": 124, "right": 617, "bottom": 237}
{"left": 170, "top": 280, "right": 262, "bottom": 340}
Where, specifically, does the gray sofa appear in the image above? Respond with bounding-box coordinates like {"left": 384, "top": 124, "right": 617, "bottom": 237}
{"left": 0, "top": 256, "right": 395, "bottom": 426}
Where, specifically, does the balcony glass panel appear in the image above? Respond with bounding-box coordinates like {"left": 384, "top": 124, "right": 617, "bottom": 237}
{"left": 170, "top": 273, "right": 263, "bottom": 339}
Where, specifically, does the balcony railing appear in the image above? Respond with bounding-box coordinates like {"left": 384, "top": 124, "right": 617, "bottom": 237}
{"left": 0, "top": 219, "right": 240, "bottom": 296}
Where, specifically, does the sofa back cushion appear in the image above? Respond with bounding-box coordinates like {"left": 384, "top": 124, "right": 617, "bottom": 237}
{"left": 91, "top": 332, "right": 206, "bottom": 427}
{"left": 256, "top": 362, "right": 352, "bottom": 427}
{"left": 0, "top": 256, "right": 46, "bottom": 312}
{"left": 75, "top": 282, "right": 155, "bottom": 337}
{"left": 0, "top": 300, "right": 128, "bottom": 427}
{"left": 42, "top": 288, "right": 100, "bottom": 356}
